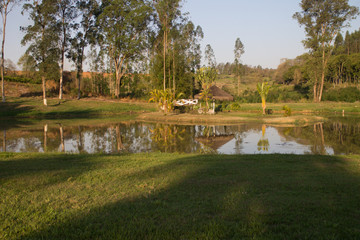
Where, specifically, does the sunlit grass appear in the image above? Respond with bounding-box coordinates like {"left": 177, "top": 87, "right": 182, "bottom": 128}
{"left": 1, "top": 153, "right": 360, "bottom": 239}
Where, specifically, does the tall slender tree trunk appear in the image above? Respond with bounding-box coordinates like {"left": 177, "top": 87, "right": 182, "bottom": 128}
{"left": 262, "top": 98, "right": 266, "bottom": 115}
{"left": 318, "top": 48, "right": 326, "bottom": 102}
{"left": 59, "top": 28, "right": 66, "bottom": 100}
{"left": 1, "top": 11, "right": 7, "bottom": 103}
{"left": 163, "top": 29, "right": 166, "bottom": 91}
{"left": 77, "top": 70, "right": 82, "bottom": 100}
{"left": 173, "top": 48, "right": 175, "bottom": 92}
{"left": 59, "top": 62, "right": 64, "bottom": 99}
{"left": 237, "top": 75, "right": 241, "bottom": 96}
{"left": 42, "top": 76, "right": 47, "bottom": 106}
{"left": 77, "top": 47, "right": 85, "bottom": 100}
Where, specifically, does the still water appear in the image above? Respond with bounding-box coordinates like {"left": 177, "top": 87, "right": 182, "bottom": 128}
{"left": 1, "top": 118, "right": 360, "bottom": 155}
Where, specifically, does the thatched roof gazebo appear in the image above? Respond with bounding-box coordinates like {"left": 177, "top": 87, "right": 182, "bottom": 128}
{"left": 194, "top": 85, "right": 234, "bottom": 101}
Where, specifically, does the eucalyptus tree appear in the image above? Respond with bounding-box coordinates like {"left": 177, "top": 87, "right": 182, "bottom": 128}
{"left": 180, "top": 22, "right": 203, "bottom": 95}
{"left": 204, "top": 44, "right": 216, "bottom": 68}
{"left": 234, "top": 38, "right": 245, "bottom": 96}
{"left": 97, "top": 0, "right": 152, "bottom": 98}
{"left": 150, "top": 18, "right": 203, "bottom": 96}
{"left": 168, "top": 19, "right": 202, "bottom": 93}
{"left": 152, "top": 0, "right": 182, "bottom": 91}
{"left": 293, "top": 0, "right": 359, "bottom": 102}
{"left": 68, "top": 0, "right": 98, "bottom": 99}
{"left": 55, "top": 0, "right": 77, "bottom": 100}
{"left": 21, "top": 0, "right": 59, "bottom": 106}
{"left": 0, "top": 0, "right": 22, "bottom": 102}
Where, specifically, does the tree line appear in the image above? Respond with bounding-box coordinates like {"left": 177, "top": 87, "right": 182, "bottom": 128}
{"left": 1, "top": 0, "right": 359, "bottom": 105}
{"left": 274, "top": 0, "right": 359, "bottom": 102}
{"left": 0, "top": 0, "right": 207, "bottom": 104}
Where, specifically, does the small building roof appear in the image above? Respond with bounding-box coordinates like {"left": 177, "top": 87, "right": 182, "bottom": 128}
{"left": 194, "top": 85, "right": 234, "bottom": 101}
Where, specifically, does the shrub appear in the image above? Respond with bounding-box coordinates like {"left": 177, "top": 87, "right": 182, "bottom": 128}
{"left": 282, "top": 105, "right": 292, "bottom": 117}
{"left": 323, "top": 87, "right": 360, "bottom": 102}
{"left": 4, "top": 76, "right": 41, "bottom": 84}
{"left": 225, "top": 102, "right": 242, "bottom": 111}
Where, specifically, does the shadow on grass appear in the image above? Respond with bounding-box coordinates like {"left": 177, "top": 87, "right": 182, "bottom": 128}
{"left": 8, "top": 154, "right": 360, "bottom": 239}
{"left": 0, "top": 101, "right": 35, "bottom": 118}
{"left": 0, "top": 153, "right": 101, "bottom": 182}
{"left": 20, "top": 92, "right": 43, "bottom": 98}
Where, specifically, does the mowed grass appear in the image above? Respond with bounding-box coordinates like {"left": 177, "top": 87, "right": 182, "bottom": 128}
{"left": 1, "top": 153, "right": 360, "bottom": 239}
{"left": 0, "top": 97, "right": 156, "bottom": 118}
{"left": 223, "top": 102, "right": 360, "bottom": 114}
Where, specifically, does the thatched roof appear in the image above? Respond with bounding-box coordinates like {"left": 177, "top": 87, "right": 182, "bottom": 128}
{"left": 194, "top": 85, "right": 234, "bottom": 101}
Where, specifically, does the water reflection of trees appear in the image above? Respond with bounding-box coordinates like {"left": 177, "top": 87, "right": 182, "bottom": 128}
{"left": 2, "top": 119, "right": 360, "bottom": 155}
{"left": 278, "top": 120, "right": 360, "bottom": 155}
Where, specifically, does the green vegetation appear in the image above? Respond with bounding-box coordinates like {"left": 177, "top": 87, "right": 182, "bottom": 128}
{"left": 215, "top": 101, "right": 360, "bottom": 114}
{"left": 4, "top": 75, "right": 41, "bottom": 84}
{"left": 256, "top": 81, "right": 270, "bottom": 115}
{"left": 0, "top": 97, "right": 156, "bottom": 118}
{"left": 282, "top": 105, "right": 292, "bottom": 117}
{"left": 1, "top": 152, "right": 360, "bottom": 239}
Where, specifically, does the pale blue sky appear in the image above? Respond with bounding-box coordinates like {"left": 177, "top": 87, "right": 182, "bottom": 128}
{"left": 3, "top": 0, "right": 360, "bottom": 70}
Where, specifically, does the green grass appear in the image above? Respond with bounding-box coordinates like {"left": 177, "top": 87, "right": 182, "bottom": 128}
{"left": 1, "top": 153, "right": 360, "bottom": 239}
{"left": 221, "top": 102, "right": 360, "bottom": 114}
{"left": 0, "top": 97, "right": 156, "bottom": 119}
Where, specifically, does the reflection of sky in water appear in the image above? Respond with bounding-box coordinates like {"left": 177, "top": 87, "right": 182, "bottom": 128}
{"left": 218, "top": 127, "right": 334, "bottom": 155}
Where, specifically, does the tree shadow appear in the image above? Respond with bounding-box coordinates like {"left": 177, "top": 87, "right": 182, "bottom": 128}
{"left": 0, "top": 153, "right": 103, "bottom": 184}
{"left": 20, "top": 92, "right": 43, "bottom": 98}
{"left": 0, "top": 101, "right": 35, "bottom": 118}
{"left": 10, "top": 154, "right": 360, "bottom": 239}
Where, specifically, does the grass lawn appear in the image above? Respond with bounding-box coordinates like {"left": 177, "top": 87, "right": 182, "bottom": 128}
{"left": 1, "top": 153, "right": 360, "bottom": 239}
{"left": 223, "top": 102, "right": 360, "bottom": 114}
{"left": 0, "top": 97, "right": 156, "bottom": 118}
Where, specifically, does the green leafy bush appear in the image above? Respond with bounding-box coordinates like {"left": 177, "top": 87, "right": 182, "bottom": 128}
{"left": 323, "top": 87, "right": 360, "bottom": 102}
{"left": 4, "top": 76, "right": 41, "bottom": 84}
{"left": 282, "top": 105, "right": 292, "bottom": 117}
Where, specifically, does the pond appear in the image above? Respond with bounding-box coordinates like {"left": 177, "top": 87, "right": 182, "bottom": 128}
{"left": 1, "top": 117, "right": 360, "bottom": 155}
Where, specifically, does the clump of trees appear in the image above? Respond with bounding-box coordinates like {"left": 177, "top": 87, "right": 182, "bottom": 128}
{"left": 292, "top": 0, "right": 359, "bottom": 102}
{"left": 4, "top": 0, "right": 204, "bottom": 103}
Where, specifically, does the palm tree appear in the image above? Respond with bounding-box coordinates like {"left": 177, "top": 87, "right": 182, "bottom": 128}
{"left": 257, "top": 81, "right": 270, "bottom": 115}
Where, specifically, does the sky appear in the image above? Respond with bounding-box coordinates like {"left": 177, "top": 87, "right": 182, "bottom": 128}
{"left": 3, "top": 0, "right": 360, "bottom": 70}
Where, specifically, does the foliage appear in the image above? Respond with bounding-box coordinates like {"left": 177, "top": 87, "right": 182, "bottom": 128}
{"left": 150, "top": 8, "right": 203, "bottom": 97}
{"left": 196, "top": 67, "right": 217, "bottom": 112}
{"left": 282, "top": 105, "right": 292, "bottom": 117}
{"left": 234, "top": 38, "right": 245, "bottom": 96}
{"left": 4, "top": 75, "right": 41, "bottom": 84}
{"left": 204, "top": 44, "right": 216, "bottom": 68}
{"left": 67, "top": 0, "right": 98, "bottom": 99}
{"left": 257, "top": 81, "right": 271, "bottom": 114}
{"left": 21, "top": 0, "right": 60, "bottom": 78}
{"left": 97, "top": 0, "right": 152, "bottom": 98}
{"left": 149, "top": 88, "right": 184, "bottom": 113}
{"left": 322, "top": 86, "right": 360, "bottom": 102}
{"left": 293, "top": 0, "right": 359, "bottom": 102}
{"left": 196, "top": 67, "right": 217, "bottom": 86}
{"left": 226, "top": 102, "right": 242, "bottom": 111}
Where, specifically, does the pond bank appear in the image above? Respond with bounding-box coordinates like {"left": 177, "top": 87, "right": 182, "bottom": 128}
{"left": 137, "top": 112, "right": 326, "bottom": 126}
